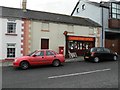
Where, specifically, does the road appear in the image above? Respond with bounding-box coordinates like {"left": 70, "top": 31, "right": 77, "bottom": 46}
{"left": 2, "top": 60, "right": 118, "bottom": 88}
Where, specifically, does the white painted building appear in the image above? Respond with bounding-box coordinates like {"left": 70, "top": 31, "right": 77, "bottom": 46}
{"left": 71, "top": 0, "right": 120, "bottom": 54}
{"left": 0, "top": 6, "right": 22, "bottom": 60}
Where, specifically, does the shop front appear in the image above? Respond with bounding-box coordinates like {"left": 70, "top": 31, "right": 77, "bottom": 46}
{"left": 67, "top": 36, "right": 95, "bottom": 56}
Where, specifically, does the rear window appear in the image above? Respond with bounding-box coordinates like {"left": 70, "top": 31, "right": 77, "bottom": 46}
{"left": 90, "top": 48, "right": 97, "bottom": 52}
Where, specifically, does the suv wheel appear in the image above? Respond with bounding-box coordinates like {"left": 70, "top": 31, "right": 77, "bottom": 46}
{"left": 94, "top": 57, "right": 99, "bottom": 63}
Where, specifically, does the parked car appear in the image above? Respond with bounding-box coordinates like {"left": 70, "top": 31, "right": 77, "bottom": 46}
{"left": 13, "top": 50, "right": 65, "bottom": 69}
{"left": 84, "top": 47, "right": 118, "bottom": 63}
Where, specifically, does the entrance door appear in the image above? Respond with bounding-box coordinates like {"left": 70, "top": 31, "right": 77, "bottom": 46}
{"left": 41, "top": 39, "right": 49, "bottom": 49}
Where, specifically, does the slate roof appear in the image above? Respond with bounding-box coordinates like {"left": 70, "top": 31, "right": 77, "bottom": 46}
{"left": 0, "top": 6, "right": 101, "bottom": 27}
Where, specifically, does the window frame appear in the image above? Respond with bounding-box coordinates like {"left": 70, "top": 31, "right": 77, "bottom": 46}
{"left": 7, "top": 22, "right": 16, "bottom": 34}
{"left": 7, "top": 43, "right": 16, "bottom": 58}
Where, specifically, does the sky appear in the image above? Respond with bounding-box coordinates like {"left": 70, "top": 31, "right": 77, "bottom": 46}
{"left": 0, "top": 0, "right": 119, "bottom": 15}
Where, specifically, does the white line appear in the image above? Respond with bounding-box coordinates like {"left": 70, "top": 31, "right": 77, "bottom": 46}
{"left": 48, "top": 68, "right": 111, "bottom": 79}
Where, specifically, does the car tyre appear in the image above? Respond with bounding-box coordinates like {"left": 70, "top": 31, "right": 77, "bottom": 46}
{"left": 20, "top": 61, "right": 29, "bottom": 70}
{"left": 52, "top": 60, "right": 60, "bottom": 67}
{"left": 94, "top": 57, "right": 99, "bottom": 63}
{"left": 113, "top": 56, "right": 117, "bottom": 61}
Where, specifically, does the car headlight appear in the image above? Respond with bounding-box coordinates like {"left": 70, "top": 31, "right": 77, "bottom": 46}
{"left": 14, "top": 59, "right": 18, "bottom": 62}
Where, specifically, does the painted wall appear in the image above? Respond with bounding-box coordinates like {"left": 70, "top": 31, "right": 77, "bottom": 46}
{"left": 73, "top": 0, "right": 102, "bottom": 25}
{"left": 30, "top": 20, "right": 100, "bottom": 55}
{"left": 72, "top": 0, "right": 109, "bottom": 47}
{"left": 1, "top": 18, "right": 22, "bottom": 59}
{"left": 0, "top": 18, "right": 2, "bottom": 60}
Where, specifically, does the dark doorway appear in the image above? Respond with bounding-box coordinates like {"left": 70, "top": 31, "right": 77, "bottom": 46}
{"left": 41, "top": 39, "right": 49, "bottom": 49}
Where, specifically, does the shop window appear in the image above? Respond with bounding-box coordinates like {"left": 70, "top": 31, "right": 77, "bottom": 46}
{"left": 7, "top": 43, "right": 16, "bottom": 58}
{"left": 80, "top": 43, "right": 82, "bottom": 50}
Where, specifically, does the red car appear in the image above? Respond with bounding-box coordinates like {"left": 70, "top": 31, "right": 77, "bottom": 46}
{"left": 13, "top": 50, "right": 65, "bottom": 69}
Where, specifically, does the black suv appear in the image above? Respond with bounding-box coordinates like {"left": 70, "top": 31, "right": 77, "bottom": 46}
{"left": 84, "top": 47, "right": 118, "bottom": 63}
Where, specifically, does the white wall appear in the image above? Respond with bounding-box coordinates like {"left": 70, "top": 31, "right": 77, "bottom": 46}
{"left": 1, "top": 18, "right": 22, "bottom": 59}
{"left": 73, "top": 0, "right": 109, "bottom": 47}
{"left": 0, "top": 18, "right": 2, "bottom": 60}
{"left": 31, "top": 20, "right": 100, "bottom": 55}
{"left": 73, "top": 0, "right": 102, "bottom": 25}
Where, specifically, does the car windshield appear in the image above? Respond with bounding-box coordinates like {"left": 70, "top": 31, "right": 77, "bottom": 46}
{"left": 27, "top": 50, "right": 37, "bottom": 56}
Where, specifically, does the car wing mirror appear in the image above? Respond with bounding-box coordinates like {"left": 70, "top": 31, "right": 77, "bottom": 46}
{"left": 32, "top": 54, "right": 37, "bottom": 57}
{"left": 114, "top": 52, "right": 117, "bottom": 55}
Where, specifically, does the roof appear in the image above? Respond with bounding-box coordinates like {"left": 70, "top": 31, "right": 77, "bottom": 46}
{"left": 88, "top": 2, "right": 110, "bottom": 9}
{"left": 0, "top": 6, "right": 101, "bottom": 27}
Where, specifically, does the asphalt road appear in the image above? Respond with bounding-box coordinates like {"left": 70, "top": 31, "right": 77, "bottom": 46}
{"left": 2, "top": 60, "right": 118, "bottom": 88}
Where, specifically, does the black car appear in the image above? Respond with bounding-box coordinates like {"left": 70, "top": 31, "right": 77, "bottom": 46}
{"left": 84, "top": 47, "right": 118, "bottom": 63}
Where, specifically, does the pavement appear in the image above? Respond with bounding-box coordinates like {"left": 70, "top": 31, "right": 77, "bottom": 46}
{"left": 0, "top": 56, "right": 84, "bottom": 67}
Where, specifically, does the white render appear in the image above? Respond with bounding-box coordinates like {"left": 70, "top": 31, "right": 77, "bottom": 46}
{"left": 0, "top": 18, "right": 2, "bottom": 60}
{"left": 0, "top": 18, "right": 22, "bottom": 60}
{"left": 30, "top": 21, "right": 100, "bottom": 55}
{"left": 73, "top": 0, "right": 109, "bottom": 26}
{"left": 72, "top": 0, "right": 109, "bottom": 47}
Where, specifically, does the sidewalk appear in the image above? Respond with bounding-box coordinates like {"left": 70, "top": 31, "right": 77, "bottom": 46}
{"left": 0, "top": 56, "right": 84, "bottom": 67}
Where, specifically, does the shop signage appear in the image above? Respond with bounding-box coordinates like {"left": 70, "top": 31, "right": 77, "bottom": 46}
{"left": 67, "top": 36, "right": 94, "bottom": 41}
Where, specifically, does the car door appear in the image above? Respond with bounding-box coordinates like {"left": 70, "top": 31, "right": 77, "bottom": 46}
{"left": 96, "top": 47, "right": 105, "bottom": 60}
{"left": 103, "top": 48, "right": 113, "bottom": 60}
{"left": 29, "top": 51, "right": 45, "bottom": 65}
{"left": 44, "top": 50, "right": 56, "bottom": 65}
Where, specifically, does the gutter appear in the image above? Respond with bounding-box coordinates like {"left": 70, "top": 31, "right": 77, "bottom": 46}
{"left": 71, "top": 0, "right": 80, "bottom": 16}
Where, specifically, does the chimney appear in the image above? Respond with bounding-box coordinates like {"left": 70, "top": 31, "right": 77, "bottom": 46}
{"left": 22, "top": 0, "right": 27, "bottom": 12}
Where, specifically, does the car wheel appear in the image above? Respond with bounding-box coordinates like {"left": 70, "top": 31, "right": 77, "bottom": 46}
{"left": 52, "top": 60, "right": 60, "bottom": 67}
{"left": 94, "top": 57, "right": 99, "bottom": 63}
{"left": 113, "top": 56, "right": 117, "bottom": 61}
{"left": 20, "top": 61, "right": 29, "bottom": 70}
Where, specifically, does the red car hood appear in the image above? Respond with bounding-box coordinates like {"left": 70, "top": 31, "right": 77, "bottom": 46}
{"left": 15, "top": 56, "right": 30, "bottom": 60}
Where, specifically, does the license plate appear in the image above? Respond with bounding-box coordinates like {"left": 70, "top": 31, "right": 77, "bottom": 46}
{"left": 85, "top": 56, "right": 89, "bottom": 58}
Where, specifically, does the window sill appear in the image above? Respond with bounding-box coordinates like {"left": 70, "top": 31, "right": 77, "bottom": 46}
{"left": 5, "top": 33, "right": 17, "bottom": 36}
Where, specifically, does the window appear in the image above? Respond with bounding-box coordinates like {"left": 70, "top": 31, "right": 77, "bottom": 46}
{"left": 7, "top": 43, "right": 16, "bottom": 58}
{"left": 110, "top": 3, "right": 120, "bottom": 19}
{"left": 96, "top": 48, "right": 104, "bottom": 52}
{"left": 46, "top": 51, "right": 55, "bottom": 56}
{"left": 42, "top": 22, "right": 49, "bottom": 30}
{"left": 104, "top": 48, "right": 110, "bottom": 53}
{"left": 82, "top": 4, "right": 85, "bottom": 10}
{"left": 77, "top": 8, "right": 79, "bottom": 13}
{"left": 7, "top": 22, "right": 16, "bottom": 34}
{"left": 35, "top": 51, "right": 44, "bottom": 56}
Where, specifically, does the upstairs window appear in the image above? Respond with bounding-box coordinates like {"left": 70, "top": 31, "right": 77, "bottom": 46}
{"left": 110, "top": 3, "right": 120, "bottom": 19}
{"left": 7, "top": 22, "right": 16, "bottom": 34}
{"left": 82, "top": 4, "right": 86, "bottom": 10}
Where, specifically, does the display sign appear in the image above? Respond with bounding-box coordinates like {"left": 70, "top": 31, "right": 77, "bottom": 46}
{"left": 67, "top": 36, "right": 94, "bottom": 41}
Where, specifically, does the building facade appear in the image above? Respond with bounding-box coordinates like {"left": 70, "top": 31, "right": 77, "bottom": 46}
{"left": 0, "top": 6, "right": 101, "bottom": 60}
{"left": 71, "top": 0, "right": 120, "bottom": 54}
{"left": 0, "top": 17, "right": 22, "bottom": 60}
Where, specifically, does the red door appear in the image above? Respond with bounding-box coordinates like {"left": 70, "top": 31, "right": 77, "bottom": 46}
{"left": 41, "top": 39, "right": 49, "bottom": 49}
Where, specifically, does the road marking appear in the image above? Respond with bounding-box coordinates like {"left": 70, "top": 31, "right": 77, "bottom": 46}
{"left": 48, "top": 68, "right": 111, "bottom": 79}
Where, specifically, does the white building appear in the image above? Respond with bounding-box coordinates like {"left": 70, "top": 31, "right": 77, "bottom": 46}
{"left": 0, "top": 7, "right": 22, "bottom": 60}
{"left": 71, "top": 0, "right": 120, "bottom": 54}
